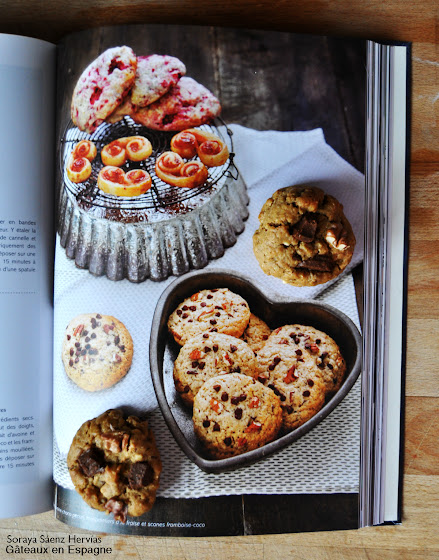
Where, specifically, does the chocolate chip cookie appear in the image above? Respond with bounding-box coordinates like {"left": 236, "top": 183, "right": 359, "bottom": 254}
{"left": 62, "top": 313, "right": 133, "bottom": 392}
{"left": 253, "top": 185, "right": 356, "bottom": 286}
{"left": 193, "top": 373, "right": 282, "bottom": 459}
{"left": 168, "top": 288, "right": 250, "bottom": 346}
{"left": 255, "top": 324, "right": 346, "bottom": 431}
{"left": 67, "top": 409, "right": 162, "bottom": 522}
{"left": 173, "top": 332, "right": 257, "bottom": 406}
{"left": 241, "top": 313, "right": 271, "bottom": 354}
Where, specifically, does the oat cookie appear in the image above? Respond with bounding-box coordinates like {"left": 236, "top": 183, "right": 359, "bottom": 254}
{"left": 253, "top": 185, "right": 356, "bottom": 286}
{"left": 168, "top": 288, "right": 250, "bottom": 346}
{"left": 71, "top": 46, "right": 137, "bottom": 133}
{"left": 241, "top": 313, "right": 271, "bottom": 354}
{"left": 255, "top": 324, "right": 346, "bottom": 431}
{"left": 132, "top": 77, "right": 221, "bottom": 131}
{"left": 62, "top": 313, "right": 133, "bottom": 391}
{"left": 173, "top": 332, "right": 257, "bottom": 406}
{"left": 193, "top": 373, "right": 282, "bottom": 459}
{"left": 67, "top": 409, "right": 161, "bottom": 522}
{"left": 131, "top": 54, "right": 186, "bottom": 107}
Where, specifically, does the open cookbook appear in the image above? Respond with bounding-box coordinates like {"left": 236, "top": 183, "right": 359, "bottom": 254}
{"left": 0, "top": 24, "right": 409, "bottom": 536}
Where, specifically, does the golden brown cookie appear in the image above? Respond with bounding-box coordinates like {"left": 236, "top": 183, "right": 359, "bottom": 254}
{"left": 61, "top": 313, "right": 133, "bottom": 392}
{"left": 173, "top": 332, "right": 257, "bottom": 406}
{"left": 193, "top": 373, "right": 282, "bottom": 459}
{"left": 255, "top": 324, "right": 346, "bottom": 431}
{"left": 241, "top": 313, "right": 271, "bottom": 354}
{"left": 67, "top": 409, "right": 162, "bottom": 522}
{"left": 167, "top": 288, "right": 250, "bottom": 346}
{"left": 253, "top": 185, "right": 355, "bottom": 286}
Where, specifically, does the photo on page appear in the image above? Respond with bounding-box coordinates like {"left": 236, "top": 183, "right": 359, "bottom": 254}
{"left": 53, "top": 24, "right": 365, "bottom": 535}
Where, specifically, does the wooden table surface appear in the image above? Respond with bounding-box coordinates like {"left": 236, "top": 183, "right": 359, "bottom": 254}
{"left": 0, "top": 1, "right": 438, "bottom": 558}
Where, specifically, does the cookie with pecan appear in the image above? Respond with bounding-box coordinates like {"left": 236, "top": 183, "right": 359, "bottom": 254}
{"left": 255, "top": 324, "right": 346, "bottom": 431}
{"left": 67, "top": 409, "right": 161, "bottom": 522}
{"left": 253, "top": 185, "right": 355, "bottom": 286}
{"left": 240, "top": 313, "right": 271, "bottom": 355}
{"left": 167, "top": 288, "right": 250, "bottom": 346}
{"left": 173, "top": 332, "right": 257, "bottom": 406}
{"left": 193, "top": 373, "right": 282, "bottom": 459}
{"left": 61, "top": 313, "right": 133, "bottom": 391}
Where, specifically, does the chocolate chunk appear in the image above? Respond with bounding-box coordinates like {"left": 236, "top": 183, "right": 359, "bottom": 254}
{"left": 101, "top": 432, "right": 129, "bottom": 453}
{"left": 292, "top": 213, "right": 318, "bottom": 242}
{"left": 224, "top": 437, "right": 232, "bottom": 446}
{"left": 105, "top": 498, "right": 127, "bottom": 523}
{"left": 234, "top": 408, "right": 243, "bottom": 420}
{"left": 297, "top": 255, "right": 334, "bottom": 272}
{"left": 128, "top": 461, "right": 154, "bottom": 489}
{"left": 77, "top": 447, "right": 105, "bottom": 477}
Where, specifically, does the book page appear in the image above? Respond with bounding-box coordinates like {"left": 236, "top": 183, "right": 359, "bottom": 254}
{"left": 0, "top": 34, "right": 56, "bottom": 518}
{"left": 53, "top": 25, "right": 365, "bottom": 535}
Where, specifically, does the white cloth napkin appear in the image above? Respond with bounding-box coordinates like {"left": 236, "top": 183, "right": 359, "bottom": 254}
{"left": 54, "top": 126, "right": 364, "bottom": 497}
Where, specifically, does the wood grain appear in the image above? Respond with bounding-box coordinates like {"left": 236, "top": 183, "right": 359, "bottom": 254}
{"left": 0, "top": 0, "right": 438, "bottom": 557}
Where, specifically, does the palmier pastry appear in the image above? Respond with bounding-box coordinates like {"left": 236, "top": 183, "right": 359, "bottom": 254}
{"left": 97, "top": 166, "right": 152, "bottom": 197}
{"left": 101, "top": 136, "right": 152, "bottom": 166}
{"left": 72, "top": 140, "right": 97, "bottom": 162}
{"left": 66, "top": 155, "right": 92, "bottom": 183}
{"left": 101, "top": 141, "right": 126, "bottom": 167}
{"left": 171, "top": 128, "right": 229, "bottom": 167}
{"left": 155, "top": 152, "right": 208, "bottom": 189}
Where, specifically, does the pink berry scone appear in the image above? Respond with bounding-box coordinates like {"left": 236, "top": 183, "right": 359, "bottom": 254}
{"left": 132, "top": 77, "right": 221, "bottom": 131}
{"left": 131, "top": 54, "right": 186, "bottom": 107}
{"left": 71, "top": 46, "right": 137, "bottom": 133}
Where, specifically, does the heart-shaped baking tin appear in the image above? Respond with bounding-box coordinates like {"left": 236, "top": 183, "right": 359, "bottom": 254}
{"left": 150, "top": 269, "right": 362, "bottom": 473}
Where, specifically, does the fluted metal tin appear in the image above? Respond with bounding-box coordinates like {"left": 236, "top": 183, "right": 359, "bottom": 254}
{"left": 58, "top": 119, "right": 248, "bottom": 282}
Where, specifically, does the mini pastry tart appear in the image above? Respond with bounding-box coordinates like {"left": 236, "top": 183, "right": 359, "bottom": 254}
{"left": 97, "top": 166, "right": 152, "bottom": 197}
{"left": 171, "top": 129, "right": 229, "bottom": 167}
{"left": 155, "top": 152, "right": 208, "bottom": 188}
{"left": 72, "top": 140, "right": 97, "bottom": 162}
{"left": 66, "top": 155, "right": 92, "bottom": 183}
{"left": 101, "top": 136, "right": 152, "bottom": 166}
